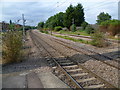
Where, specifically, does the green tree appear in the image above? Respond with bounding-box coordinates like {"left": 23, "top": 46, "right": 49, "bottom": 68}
{"left": 38, "top": 22, "right": 44, "bottom": 29}
{"left": 96, "top": 12, "right": 111, "bottom": 24}
{"left": 63, "top": 4, "right": 85, "bottom": 30}
{"left": 9, "top": 20, "right": 15, "bottom": 31}
{"left": 74, "top": 3, "right": 85, "bottom": 26}
{"left": 55, "top": 12, "right": 65, "bottom": 27}
{"left": 63, "top": 4, "right": 74, "bottom": 30}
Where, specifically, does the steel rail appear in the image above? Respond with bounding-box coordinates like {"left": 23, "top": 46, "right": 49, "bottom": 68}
{"left": 51, "top": 37, "right": 120, "bottom": 70}
{"left": 30, "top": 31, "right": 84, "bottom": 89}
{"left": 31, "top": 31, "right": 118, "bottom": 89}
{"left": 52, "top": 32, "right": 120, "bottom": 43}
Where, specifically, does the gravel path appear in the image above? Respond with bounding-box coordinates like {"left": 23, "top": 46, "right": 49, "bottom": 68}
{"left": 33, "top": 30, "right": 119, "bottom": 88}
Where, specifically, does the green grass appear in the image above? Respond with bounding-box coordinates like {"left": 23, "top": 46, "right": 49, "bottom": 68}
{"left": 53, "top": 35, "right": 90, "bottom": 44}
{"left": 58, "top": 30, "right": 91, "bottom": 36}
{"left": 40, "top": 30, "right": 49, "bottom": 34}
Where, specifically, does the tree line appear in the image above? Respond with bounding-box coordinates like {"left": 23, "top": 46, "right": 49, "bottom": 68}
{"left": 38, "top": 4, "right": 84, "bottom": 30}
{"left": 38, "top": 3, "right": 120, "bottom": 36}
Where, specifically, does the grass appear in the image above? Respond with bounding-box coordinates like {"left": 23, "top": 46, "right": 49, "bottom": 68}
{"left": 58, "top": 30, "right": 91, "bottom": 36}
{"left": 53, "top": 35, "right": 90, "bottom": 44}
{"left": 40, "top": 30, "right": 49, "bottom": 34}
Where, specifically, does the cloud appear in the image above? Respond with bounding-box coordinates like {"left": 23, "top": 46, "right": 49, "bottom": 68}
{"left": 0, "top": 0, "right": 119, "bottom": 26}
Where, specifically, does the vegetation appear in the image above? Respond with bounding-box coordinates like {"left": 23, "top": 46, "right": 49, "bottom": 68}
{"left": 54, "top": 26, "right": 62, "bottom": 31}
{"left": 37, "top": 22, "right": 44, "bottom": 30}
{"left": 43, "top": 3, "right": 84, "bottom": 30}
{"left": 58, "top": 30, "right": 91, "bottom": 36}
{"left": 70, "top": 24, "right": 76, "bottom": 32}
{"left": 40, "top": 30, "right": 49, "bottom": 34}
{"left": 96, "top": 12, "right": 111, "bottom": 24}
{"left": 2, "top": 31, "right": 23, "bottom": 64}
{"left": 99, "top": 19, "right": 120, "bottom": 36}
{"left": 81, "top": 21, "right": 89, "bottom": 30}
{"left": 91, "top": 31, "right": 108, "bottom": 47}
{"left": 85, "top": 25, "right": 95, "bottom": 34}
{"left": 63, "top": 4, "right": 84, "bottom": 30}
{"left": 44, "top": 12, "right": 65, "bottom": 29}
{"left": 54, "top": 35, "right": 89, "bottom": 44}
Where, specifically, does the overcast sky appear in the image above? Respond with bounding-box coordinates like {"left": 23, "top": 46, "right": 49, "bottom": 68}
{"left": 0, "top": 0, "right": 119, "bottom": 26}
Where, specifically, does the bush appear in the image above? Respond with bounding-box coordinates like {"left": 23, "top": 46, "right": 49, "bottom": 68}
{"left": 100, "top": 19, "right": 120, "bottom": 36}
{"left": 2, "top": 31, "right": 23, "bottom": 64}
{"left": 40, "top": 30, "right": 49, "bottom": 34}
{"left": 85, "top": 25, "right": 95, "bottom": 34}
{"left": 81, "top": 21, "right": 89, "bottom": 30}
{"left": 54, "top": 26, "right": 62, "bottom": 31}
{"left": 91, "top": 31, "right": 108, "bottom": 47}
{"left": 70, "top": 24, "right": 76, "bottom": 32}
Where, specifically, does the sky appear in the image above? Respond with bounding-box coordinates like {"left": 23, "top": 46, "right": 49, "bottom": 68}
{"left": 0, "top": 0, "right": 119, "bottom": 26}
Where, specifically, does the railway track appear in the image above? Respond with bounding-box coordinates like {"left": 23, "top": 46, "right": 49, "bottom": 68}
{"left": 30, "top": 31, "right": 118, "bottom": 89}
{"left": 50, "top": 36, "right": 119, "bottom": 70}
{"left": 52, "top": 32, "right": 120, "bottom": 43}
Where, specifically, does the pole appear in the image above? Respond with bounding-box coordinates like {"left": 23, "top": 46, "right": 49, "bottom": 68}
{"left": 22, "top": 14, "right": 25, "bottom": 40}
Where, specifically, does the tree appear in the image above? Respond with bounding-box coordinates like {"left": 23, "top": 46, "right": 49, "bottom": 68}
{"left": 55, "top": 12, "right": 65, "bottom": 27}
{"left": 74, "top": 3, "right": 85, "bottom": 26}
{"left": 96, "top": 12, "right": 111, "bottom": 24}
{"left": 9, "top": 20, "right": 15, "bottom": 31}
{"left": 38, "top": 22, "right": 44, "bottom": 29}
{"left": 63, "top": 4, "right": 74, "bottom": 30}
{"left": 63, "top": 4, "right": 85, "bottom": 30}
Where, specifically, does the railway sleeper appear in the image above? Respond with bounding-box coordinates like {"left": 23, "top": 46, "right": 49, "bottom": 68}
{"left": 84, "top": 84, "right": 105, "bottom": 88}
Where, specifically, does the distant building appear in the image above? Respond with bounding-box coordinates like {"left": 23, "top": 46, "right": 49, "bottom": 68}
{"left": 0, "top": 21, "right": 23, "bottom": 32}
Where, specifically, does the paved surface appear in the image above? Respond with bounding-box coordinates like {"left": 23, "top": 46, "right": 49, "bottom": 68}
{"left": 37, "top": 72, "right": 70, "bottom": 88}
{"left": 2, "top": 71, "right": 69, "bottom": 88}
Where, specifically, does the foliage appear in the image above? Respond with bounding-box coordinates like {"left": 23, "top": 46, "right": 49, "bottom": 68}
{"left": 9, "top": 20, "right": 15, "bottom": 30}
{"left": 43, "top": 3, "right": 84, "bottom": 30}
{"left": 63, "top": 4, "right": 84, "bottom": 30}
{"left": 70, "top": 24, "right": 76, "bottom": 32}
{"left": 54, "top": 35, "right": 89, "bottom": 44}
{"left": 2, "top": 31, "right": 23, "bottom": 64}
{"left": 74, "top": 4, "right": 85, "bottom": 26}
{"left": 40, "top": 30, "right": 49, "bottom": 34}
{"left": 91, "top": 31, "right": 108, "bottom": 47}
{"left": 85, "top": 25, "right": 95, "bottom": 34}
{"left": 58, "top": 30, "right": 90, "bottom": 36}
{"left": 96, "top": 12, "right": 111, "bottom": 24}
{"left": 63, "top": 4, "right": 74, "bottom": 30}
{"left": 81, "top": 21, "right": 89, "bottom": 29}
{"left": 37, "top": 22, "right": 44, "bottom": 29}
{"left": 44, "top": 12, "right": 65, "bottom": 29}
{"left": 54, "top": 26, "right": 62, "bottom": 31}
{"left": 99, "top": 19, "right": 120, "bottom": 36}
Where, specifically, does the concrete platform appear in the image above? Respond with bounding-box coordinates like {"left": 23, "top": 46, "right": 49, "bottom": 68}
{"left": 2, "top": 71, "right": 70, "bottom": 88}
{"left": 37, "top": 72, "right": 70, "bottom": 88}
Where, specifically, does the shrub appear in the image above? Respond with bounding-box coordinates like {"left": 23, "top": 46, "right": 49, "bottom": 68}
{"left": 81, "top": 21, "right": 89, "bottom": 30}
{"left": 40, "top": 30, "right": 49, "bottom": 34}
{"left": 2, "top": 31, "right": 23, "bottom": 64}
{"left": 70, "top": 24, "right": 76, "bottom": 32}
{"left": 100, "top": 19, "right": 120, "bottom": 36}
{"left": 91, "top": 31, "right": 108, "bottom": 47}
{"left": 85, "top": 25, "right": 95, "bottom": 34}
{"left": 54, "top": 26, "right": 62, "bottom": 31}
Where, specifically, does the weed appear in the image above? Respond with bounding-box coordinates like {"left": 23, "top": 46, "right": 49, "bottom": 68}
{"left": 2, "top": 31, "right": 23, "bottom": 64}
